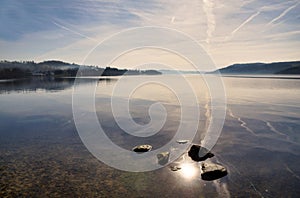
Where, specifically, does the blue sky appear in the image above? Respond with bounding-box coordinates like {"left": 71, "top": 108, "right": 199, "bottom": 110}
{"left": 0, "top": 0, "right": 299, "bottom": 69}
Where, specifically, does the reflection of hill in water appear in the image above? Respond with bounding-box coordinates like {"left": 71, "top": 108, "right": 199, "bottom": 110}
{"left": 0, "top": 77, "right": 115, "bottom": 94}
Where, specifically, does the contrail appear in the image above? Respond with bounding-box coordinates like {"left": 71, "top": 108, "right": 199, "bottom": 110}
{"left": 231, "top": 11, "right": 260, "bottom": 35}
{"left": 267, "top": 2, "right": 299, "bottom": 26}
{"left": 203, "top": 0, "right": 216, "bottom": 43}
{"left": 52, "top": 20, "right": 97, "bottom": 42}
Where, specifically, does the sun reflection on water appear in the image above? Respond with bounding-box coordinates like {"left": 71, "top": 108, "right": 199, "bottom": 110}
{"left": 180, "top": 163, "right": 199, "bottom": 179}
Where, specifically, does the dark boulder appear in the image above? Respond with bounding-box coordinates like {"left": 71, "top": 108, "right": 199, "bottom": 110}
{"left": 201, "top": 162, "right": 228, "bottom": 181}
{"left": 188, "top": 145, "right": 214, "bottom": 162}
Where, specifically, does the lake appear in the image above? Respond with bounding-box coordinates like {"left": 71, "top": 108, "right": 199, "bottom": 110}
{"left": 1, "top": 75, "right": 300, "bottom": 197}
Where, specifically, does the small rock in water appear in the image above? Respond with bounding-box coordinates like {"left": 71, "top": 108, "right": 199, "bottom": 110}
{"left": 170, "top": 165, "right": 181, "bottom": 171}
{"left": 201, "top": 162, "right": 228, "bottom": 181}
{"left": 188, "top": 144, "right": 214, "bottom": 162}
{"left": 132, "top": 144, "right": 152, "bottom": 153}
{"left": 157, "top": 151, "right": 170, "bottom": 165}
{"left": 176, "top": 140, "right": 189, "bottom": 144}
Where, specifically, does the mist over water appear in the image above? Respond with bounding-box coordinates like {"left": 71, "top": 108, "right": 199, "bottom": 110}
{"left": 0, "top": 75, "right": 300, "bottom": 197}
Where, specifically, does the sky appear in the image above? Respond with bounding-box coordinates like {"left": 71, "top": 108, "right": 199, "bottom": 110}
{"left": 0, "top": 0, "right": 299, "bottom": 70}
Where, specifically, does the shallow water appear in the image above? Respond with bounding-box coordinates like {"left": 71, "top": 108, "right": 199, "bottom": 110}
{"left": 0, "top": 75, "right": 300, "bottom": 197}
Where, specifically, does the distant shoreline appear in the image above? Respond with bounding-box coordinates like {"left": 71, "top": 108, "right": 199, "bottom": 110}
{"left": 1, "top": 60, "right": 300, "bottom": 80}
{"left": 217, "top": 74, "right": 300, "bottom": 80}
{"left": 210, "top": 60, "right": 300, "bottom": 75}
{"left": 0, "top": 60, "right": 162, "bottom": 80}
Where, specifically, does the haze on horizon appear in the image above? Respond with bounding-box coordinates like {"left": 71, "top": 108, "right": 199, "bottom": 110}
{"left": 0, "top": 0, "right": 299, "bottom": 70}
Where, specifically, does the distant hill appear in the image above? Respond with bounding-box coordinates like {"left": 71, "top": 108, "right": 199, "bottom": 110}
{"left": 37, "top": 60, "right": 79, "bottom": 70}
{"left": 159, "top": 69, "right": 201, "bottom": 75}
{"left": 0, "top": 60, "right": 161, "bottom": 79}
{"left": 210, "top": 61, "right": 300, "bottom": 75}
{"left": 275, "top": 66, "right": 300, "bottom": 74}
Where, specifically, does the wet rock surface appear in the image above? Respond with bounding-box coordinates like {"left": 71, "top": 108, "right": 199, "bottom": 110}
{"left": 188, "top": 145, "right": 214, "bottom": 162}
{"left": 132, "top": 145, "right": 152, "bottom": 153}
{"left": 201, "top": 162, "right": 228, "bottom": 181}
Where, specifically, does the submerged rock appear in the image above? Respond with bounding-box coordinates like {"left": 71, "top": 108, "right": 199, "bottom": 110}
{"left": 157, "top": 152, "right": 170, "bottom": 165}
{"left": 176, "top": 140, "right": 189, "bottom": 144}
{"left": 132, "top": 144, "right": 152, "bottom": 153}
{"left": 188, "top": 145, "right": 214, "bottom": 162}
{"left": 201, "top": 162, "right": 228, "bottom": 181}
{"left": 170, "top": 165, "right": 181, "bottom": 171}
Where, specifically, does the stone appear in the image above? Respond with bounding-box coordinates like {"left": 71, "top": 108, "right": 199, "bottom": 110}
{"left": 157, "top": 152, "right": 170, "bottom": 165}
{"left": 176, "top": 140, "right": 189, "bottom": 144}
{"left": 132, "top": 144, "right": 152, "bottom": 153}
{"left": 170, "top": 165, "right": 181, "bottom": 171}
{"left": 188, "top": 144, "right": 214, "bottom": 162}
{"left": 201, "top": 162, "right": 228, "bottom": 181}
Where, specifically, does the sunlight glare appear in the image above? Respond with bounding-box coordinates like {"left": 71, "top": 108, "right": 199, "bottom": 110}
{"left": 180, "top": 163, "right": 198, "bottom": 179}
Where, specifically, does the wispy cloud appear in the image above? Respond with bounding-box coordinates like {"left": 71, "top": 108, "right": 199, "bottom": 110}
{"left": 264, "top": 30, "right": 300, "bottom": 41}
{"left": 1, "top": 0, "right": 300, "bottom": 68}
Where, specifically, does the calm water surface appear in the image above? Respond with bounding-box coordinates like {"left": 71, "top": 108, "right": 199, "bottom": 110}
{"left": 0, "top": 76, "right": 300, "bottom": 197}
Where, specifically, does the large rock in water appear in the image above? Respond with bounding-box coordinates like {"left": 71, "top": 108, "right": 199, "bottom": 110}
{"left": 201, "top": 162, "right": 228, "bottom": 181}
{"left": 188, "top": 145, "right": 214, "bottom": 162}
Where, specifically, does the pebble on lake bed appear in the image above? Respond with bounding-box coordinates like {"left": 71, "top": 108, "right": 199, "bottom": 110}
{"left": 132, "top": 144, "right": 152, "bottom": 153}
{"left": 157, "top": 151, "right": 170, "bottom": 165}
{"left": 176, "top": 140, "right": 189, "bottom": 144}
{"left": 170, "top": 165, "right": 181, "bottom": 171}
{"left": 201, "top": 162, "right": 228, "bottom": 181}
